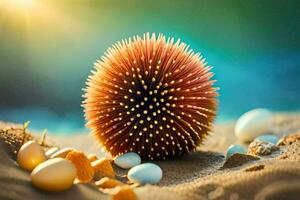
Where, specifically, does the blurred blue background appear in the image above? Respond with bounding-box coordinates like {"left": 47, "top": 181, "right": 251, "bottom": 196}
{"left": 0, "top": 0, "right": 299, "bottom": 134}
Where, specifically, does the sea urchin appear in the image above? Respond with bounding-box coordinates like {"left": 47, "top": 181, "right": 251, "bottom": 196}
{"left": 83, "top": 33, "right": 218, "bottom": 160}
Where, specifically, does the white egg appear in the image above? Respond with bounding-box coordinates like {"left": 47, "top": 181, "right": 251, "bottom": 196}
{"left": 31, "top": 158, "right": 76, "bottom": 192}
{"left": 114, "top": 152, "right": 141, "bottom": 169}
{"left": 45, "top": 147, "right": 60, "bottom": 159}
{"left": 50, "top": 147, "right": 74, "bottom": 159}
{"left": 17, "top": 141, "right": 47, "bottom": 171}
{"left": 128, "top": 163, "right": 162, "bottom": 184}
{"left": 235, "top": 108, "right": 273, "bottom": 142}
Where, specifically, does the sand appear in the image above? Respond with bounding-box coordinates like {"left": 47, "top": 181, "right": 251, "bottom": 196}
{"left": 1, "top": 112, "right": 300, "bottom": 200}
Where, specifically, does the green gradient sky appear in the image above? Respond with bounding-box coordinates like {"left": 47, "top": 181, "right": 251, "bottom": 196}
{"left": 0, "top": 0, "right": 299, "bottom": 132}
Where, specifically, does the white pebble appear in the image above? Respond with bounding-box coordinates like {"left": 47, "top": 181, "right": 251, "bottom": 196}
{"left": 114, "top": 152, "right": 141, "bottom": 169}
{"left": 226, "top": 144, "right": 247, "bottom": 159}
{"left": 50, "top": 147, "right": 74, "bottom": 159}
{"left": 45, "top": 147, "right": 60, "bottom": 159}
{"left": 128, "top": 163, "right": 162, "bottom": 184}
{"left": 31, "top": 158, "right": 76, "bottom": 192}
{"left": 255, "top": 135, "right": 279, "bottom": 144}
{"left": 235, "top": 108, "right": 273, "bottom": 142}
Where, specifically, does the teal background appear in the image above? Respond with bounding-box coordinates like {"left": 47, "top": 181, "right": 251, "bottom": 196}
{"left": 0, "top": 0, "right": 299, "bottom": 133}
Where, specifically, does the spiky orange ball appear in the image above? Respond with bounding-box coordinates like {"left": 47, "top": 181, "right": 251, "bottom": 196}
{"left": 83, "top": 33, "right": 218, "bottom": 160}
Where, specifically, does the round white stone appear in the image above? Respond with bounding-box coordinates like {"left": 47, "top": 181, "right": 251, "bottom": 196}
{"left": 226, "top": 144, "right": 247, "bottom": 159}
{"left": 114, "top": 152, "right": 141, "bottom": 169}
{"left": 31, "top": 158, "right": 76, "bottom": 192}
{"left": 235, "top": 108, "right": 273, "bottom": 142}
{"left": 17, "top": 141, "right": 47, "bottom": 171}
{"left": 128, "top": 163, "right": 162, "bottom": 184}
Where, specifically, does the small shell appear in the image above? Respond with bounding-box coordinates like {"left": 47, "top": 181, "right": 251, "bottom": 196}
{"left": 111, "top": 186, "right": 137, "bottom": 200}
{"left": 50, "top": 148, "right": 74, "bottom": 159}
{"left": 65, "top": 150, "right": 94, "bottom": 183}
{"left": 45, "top": 147, "right": 60, "bottom": 159}
{"left": 92, "top": 158, "right": 115, "bottom": 179}
{"left": 88, "top": 154, "right": 98, "bottom": 162}
{"left": 248, "top": 140, "right": 279, "bottom": 156}
{"left": 95, "top": 177, "right": 123, "bottom": 189}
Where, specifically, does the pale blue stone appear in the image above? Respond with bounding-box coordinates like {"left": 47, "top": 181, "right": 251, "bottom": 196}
{"left": 128, "top": 163, "right": 163, "bottom": 184}
{"left": 114, "top": 152, "right": 141, "bottom": 169}
{"left": 255, "top": 135, "right": 279, "bottom": 144}
{"left": 226, "top": 144, "right": 247, "bottom": 159}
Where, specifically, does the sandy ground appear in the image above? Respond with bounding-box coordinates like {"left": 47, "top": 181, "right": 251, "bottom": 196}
{"left": 1, "top": 112, "right": 300, "bottom": 199}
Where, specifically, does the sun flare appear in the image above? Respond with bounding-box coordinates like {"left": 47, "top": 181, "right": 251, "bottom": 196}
{"left": 3, "top": 0, "right": 36, "bottom": 9}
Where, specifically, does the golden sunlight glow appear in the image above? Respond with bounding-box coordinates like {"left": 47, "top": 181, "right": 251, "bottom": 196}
{"left": 0, "top": 0, "right": 89, "bottom": 56}
{"left": 4, "top": 0, "right": 36, "bottom": 9}
{"left": 0, "top": 0, "right": 83, "bottom": 32}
